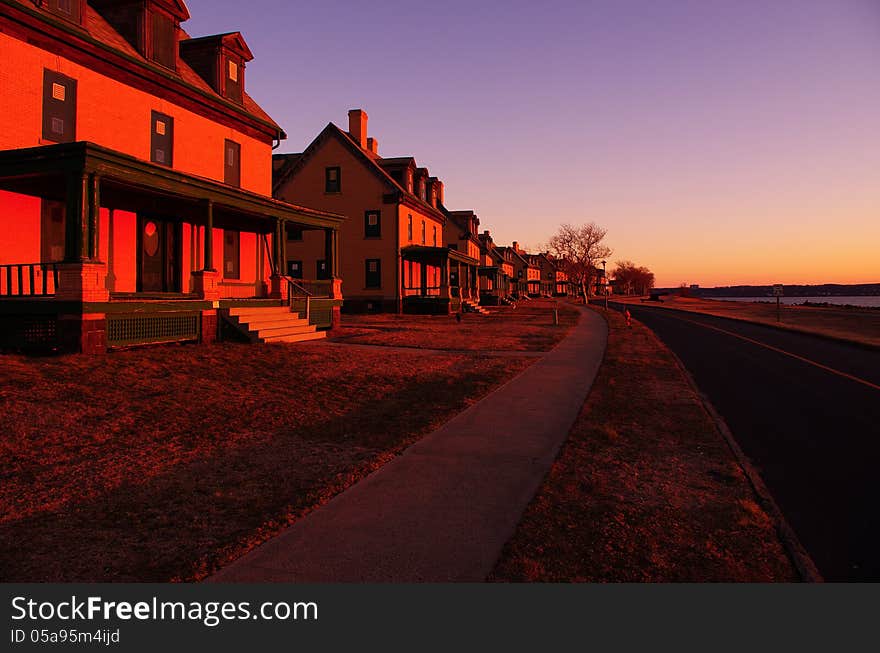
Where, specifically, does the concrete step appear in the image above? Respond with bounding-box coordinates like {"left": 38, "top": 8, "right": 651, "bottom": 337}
{"left": 255, "top": 324, "right": 318, "bottom": 339}
{"left": 228, "top": 306, "right": 291, "bottom": 318}
{"left": 263, "top": 330, "right": 326, "bottom": 343}
{"left": 237, "top": 317, "right": 311, "bottom": 330}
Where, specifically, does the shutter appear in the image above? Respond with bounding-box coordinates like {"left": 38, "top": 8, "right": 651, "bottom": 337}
{"left": 151, "top": 112, "right": 173, "bottom": 166}
{"left": 42, "top": 70, "right": 76, "bottom": 143}
{"left": 224, "top": 140, "right": 241, "bottom": 186}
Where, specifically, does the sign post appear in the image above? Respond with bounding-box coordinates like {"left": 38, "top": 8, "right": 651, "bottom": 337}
{"left": 772, "top": 284, "right": 784, "bottom": 322}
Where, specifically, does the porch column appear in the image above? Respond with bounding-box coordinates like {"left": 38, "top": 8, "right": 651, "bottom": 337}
{"left": 87, "top": 173, "right": 100, "bottom": 260}
{"left": 420, "top": 262, "right": 428, "bottom": 296}
{"left": 272, "top": 218, "right": 286, "bottom": 276}
{"left": 456, "top": 261, "right": 461, "bottom": 299}
{"left": 324, "top": 227, "right": 337, "bottom": 277}
{"left": 277, "top": 219, "right": 287, "bottom": 275}
{"left": 440, "top": 259, "right": 449, "bottom": 298}
{"left": 203, "top": 199, "right": 214, "bottom": 271}
{"left": 64, "top": 172, "right": 88, "bottom": 262}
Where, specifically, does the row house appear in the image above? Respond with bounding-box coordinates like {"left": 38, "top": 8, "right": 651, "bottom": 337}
{"left": 525, "top": 251, "right": 571, "bottom": 296}
{"left": 0, "top": 0, "right": 344, "bottom": 352}
{"left": 442, "top": 209, "right": 482, "bottom": 310}
{"left": 503, "top": 242, "right": 541, "bottom": 297}
{"left": 476, "top": 229, "right": 515, "bottom": 305}
{"left": 273, "top": 109, "right": 479, "bottom": 314}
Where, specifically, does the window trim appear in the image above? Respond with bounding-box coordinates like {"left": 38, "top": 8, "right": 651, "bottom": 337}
{"left": 222, "top": 229, "right": 240, "bottom": 280}
{"left": 224, "top": 139, "right": 241, "bottom": 187}
{"left": 287, "top": 260, "right": 303, "bottom": 279}
{"left": 325, "top": 166, "right": 341, "bottom": 193}
{"left": 150, "top": 110, "right": 174, "bottom": 167}
{"left": 364, "top": 210, "right": 381, "bottom": 239}
{"left": 42, "top": 69, "right": 77, "bottom": 144}
{"left": 365, "top": 258, "right": 381, "bottom": 289}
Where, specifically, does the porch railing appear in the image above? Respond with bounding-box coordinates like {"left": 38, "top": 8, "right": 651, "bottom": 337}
{"left": 285, "top": 276, "right": 313, "bottom": 322}
{"left": 291, "top": 279, "right": 332, "bottom": 298}
{"left": 0, "top": 263, "right": 59, "bottom": 297}
{"left": 402, "top": 285, "right": 441, "bottom": 297}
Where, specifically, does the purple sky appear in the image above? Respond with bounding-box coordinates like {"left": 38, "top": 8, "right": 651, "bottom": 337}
{"left": 184, "top": 0, "right": 880, "bottom": 287}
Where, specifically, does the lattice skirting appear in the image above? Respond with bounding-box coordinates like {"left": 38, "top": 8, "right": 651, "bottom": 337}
{"left": 106, "top": 312, "right": 200, "bottom": 347}
{"left": 0, "top": 314, "right": 59, "bottom": 350}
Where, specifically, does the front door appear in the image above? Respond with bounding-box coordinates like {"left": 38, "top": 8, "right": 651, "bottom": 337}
{"left": 137, "top": 216, "right": 180, "bottom": 293}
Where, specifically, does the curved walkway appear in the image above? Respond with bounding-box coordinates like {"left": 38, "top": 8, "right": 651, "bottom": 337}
{"left": 210, "top": 306, "right": 607, "bottom": 582}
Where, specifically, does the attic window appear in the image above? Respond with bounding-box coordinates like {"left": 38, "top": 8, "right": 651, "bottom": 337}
{"left": 150, "top": 11, "right": 177, "bottom": 70}
{"left": 224, "top": 57, "right": 243, "bottom": 104}
{"left": 45, "top": 0, "right": 82, "bottom": 24}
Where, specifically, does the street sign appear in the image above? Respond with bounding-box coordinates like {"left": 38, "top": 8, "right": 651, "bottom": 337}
{"left": 772, "top": 284, "right": 784, "bottom": 297}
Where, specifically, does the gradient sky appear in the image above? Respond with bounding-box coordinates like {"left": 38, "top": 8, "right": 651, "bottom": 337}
{"left": 183, "top": 0, "right": 880, "bottom": 287}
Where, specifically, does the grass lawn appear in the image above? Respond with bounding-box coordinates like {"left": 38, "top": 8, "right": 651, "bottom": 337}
{"left": 329, "top": 299, "right": 579, "bottom": 351}
{"left": 617, "top": 295, "right": 880, "bottom": 349}
{"left": 0, "top": 342, "right": 532, "bottom": 582}
{"left": 490, "top": 308, "right": 796, "bottom": 582}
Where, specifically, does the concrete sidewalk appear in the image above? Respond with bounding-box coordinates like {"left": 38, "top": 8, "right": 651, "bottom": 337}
{"left": 209, "top": 306, "right": 607, "bottom": 582}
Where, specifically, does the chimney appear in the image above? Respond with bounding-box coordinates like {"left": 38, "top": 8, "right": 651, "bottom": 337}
{"left": 435, "top": 180, "right": 444, "bottom": 205}
{"left": 348, "top": 109, "right": 368, "bottom": 149}
{"left": 513, "top": 241, "right": 519, "bottom": 253}
{"left": 367, "top": 137, "right": 378, "bottom": 154}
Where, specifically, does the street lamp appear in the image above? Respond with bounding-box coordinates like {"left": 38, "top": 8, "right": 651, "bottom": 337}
{"left": 602, "top": 260, "right": 608, "bottom": 310}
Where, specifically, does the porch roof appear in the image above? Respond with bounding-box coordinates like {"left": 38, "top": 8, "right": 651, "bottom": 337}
{"left": 0, "top": 142, "right": 346, "bottom": 231}
{"left": 401, "top": 245, "right": 479, "bottom": 267}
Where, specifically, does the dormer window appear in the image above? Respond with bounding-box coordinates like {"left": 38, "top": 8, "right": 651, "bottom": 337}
{"left": 43, "top": 0, "right": 83, "bottom": 24}
{"left": 150, "top": 10, "right": 177, "bottom": 70}
{"left": 224, "top": 57, "right": 243, "bottom": 104}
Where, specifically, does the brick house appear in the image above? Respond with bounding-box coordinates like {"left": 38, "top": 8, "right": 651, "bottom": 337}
{"left": 273, "top": 109, "right": 478, "bottom": 314}
{"left": 502, "top": 242, "right": 541, "bottom": 297}
{"left": 0, "top": 0, "right": 344, "bottom": 352}
{"left": 476, "top": 229, "right": 515, "bottom": 305}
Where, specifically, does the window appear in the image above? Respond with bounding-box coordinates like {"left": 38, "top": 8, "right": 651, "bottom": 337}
{"left": 41, "top": 200, "right": 66, "bottom": 262}
{"left": 316, "top": 259, "right": 329, "bottom": 280}
{"left": 365, "top": 259, "right": 381, "bottom": 289}
{"left": 364, "top": 210, "right": 381, "bottom": 238}
{"left": 407, "top": 214, "right": 413, "bottom": 241}
{"left": 151, "top": 111, "right": 173, "bottom": 166}
{"left": 45, "top": 0, "right": 81, "bottom": 23}
{"left": 287, "top": 260, "right": 303, "bottom": 279}
{"left": 432, "top": 226, "right": 437, "bottom": 247}
{"left": 150, "top": 11, "right": 177, "bottom": 69}
{"left": 224, "top": 140, "right": 241, "bottom": 187}
{"left": 223, "top": 230, "right": 240, "bottom": 279}
{"left": 225, "top": 58, "right": 243, "bottom": 104}
{"left": 421, "top": 221, "right": 426, "bottom": 245}
{"left": 325, "top": 167, "right": 341, "bottom": 193}
{"left": 42, "top": 70, "right": 76, "bottom": 143}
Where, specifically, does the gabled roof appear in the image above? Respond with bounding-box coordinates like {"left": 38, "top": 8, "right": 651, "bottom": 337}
{"left": 8, "top": 0, "right": 282, "bottom": 140}
{"left": 378, "top": 157, "right": 417, "bottom": 169}
{"left": 180, "top": 31, "right": 254, "bottom": 61}
{"left": 273, "top": 123, "right": 446, "bottom": 223}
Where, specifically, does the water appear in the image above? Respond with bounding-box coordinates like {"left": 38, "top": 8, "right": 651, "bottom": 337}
{"left": 705, "top": 296, "right": 880, "bottom": 308}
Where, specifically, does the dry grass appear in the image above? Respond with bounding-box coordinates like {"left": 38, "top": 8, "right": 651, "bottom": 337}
{"left": 329, "top": 299, "right": 579, "bottom": 351}
{"left": 618, "top": 295, "right": 880, "bottom": 348}
{"left": 0, "top": 342, "right": 532, "bottom": 582}
{"left": 490, "top": 308, "right": 796, "bottom": 582}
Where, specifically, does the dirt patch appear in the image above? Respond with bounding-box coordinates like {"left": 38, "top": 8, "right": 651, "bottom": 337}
{"left": 329, "top": 299, "right": 579, "bottom": 351}
{"left": 0, "top": 342, "right": 532, "bottom": 582}
{"left": 490, "top": 309, "right": 796, "bottom": 582}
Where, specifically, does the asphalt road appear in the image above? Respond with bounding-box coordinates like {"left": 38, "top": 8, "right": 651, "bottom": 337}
{"left": 611, "top": 302, "right": 880, "bottom": 581}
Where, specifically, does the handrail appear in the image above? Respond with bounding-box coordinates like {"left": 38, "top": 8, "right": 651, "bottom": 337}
{"left": 283, "top": 275, "right": 312, "bottom": 322}
{"left": 0, "top": 262, "right": 60, "bottom": 297}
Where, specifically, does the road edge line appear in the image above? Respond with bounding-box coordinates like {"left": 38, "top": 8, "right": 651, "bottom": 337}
{"left": 664, "top": 347, "right": 824, "bottom": 583}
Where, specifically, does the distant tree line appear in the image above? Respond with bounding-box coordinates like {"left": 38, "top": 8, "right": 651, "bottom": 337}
{"left": 612, "top": 261, "right": 655, "bottom": 295}
{"left": 546, "top": 223, "right": 655, "bottom": 300}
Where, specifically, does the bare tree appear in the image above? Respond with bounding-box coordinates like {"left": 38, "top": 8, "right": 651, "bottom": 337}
{"left": 612, "top": 260, "right": 655, "bottom": 296}
{"left": 548, "top": 223, "right": 612, "bottom": 303}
